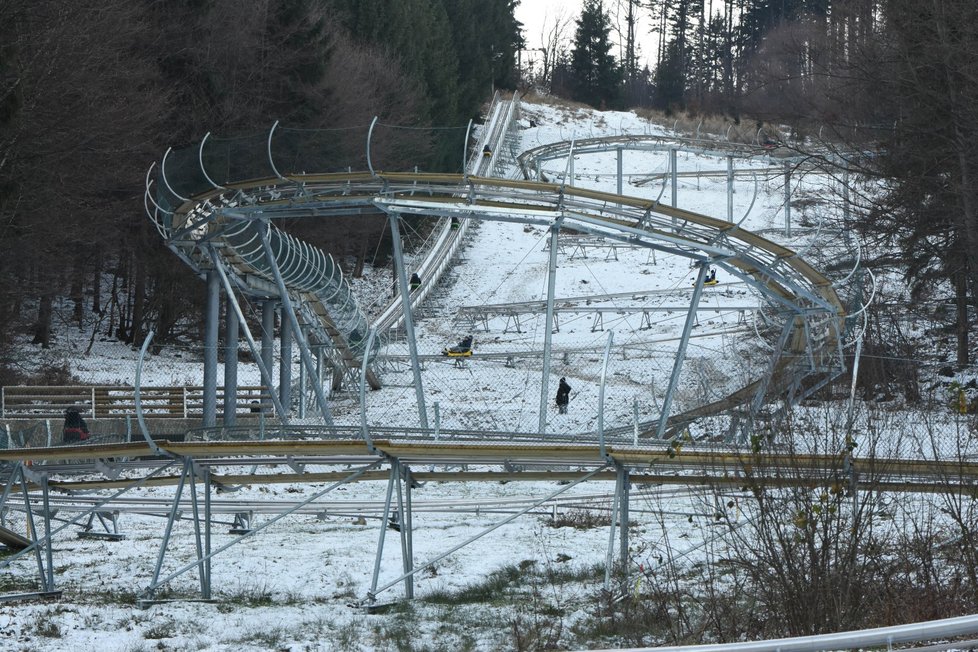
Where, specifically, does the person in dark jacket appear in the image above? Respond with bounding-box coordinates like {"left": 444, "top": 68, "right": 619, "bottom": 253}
{"left": 410, "top": 272, "right": 422, "bottom": 291}
{"left": 63, "top": 407, "right": 90, "bottom": 443}
{"left": 556, "top": 377, "right": 572, "bottom": 414}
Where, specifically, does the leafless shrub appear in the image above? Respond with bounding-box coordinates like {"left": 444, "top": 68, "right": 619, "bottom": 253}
{"left": 547, "top": 508, "right": 612, "bottom": 530}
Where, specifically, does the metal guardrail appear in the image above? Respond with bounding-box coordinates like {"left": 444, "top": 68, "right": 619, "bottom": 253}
{"left": 588, "top": 613, "right": 978, "bottom": 652}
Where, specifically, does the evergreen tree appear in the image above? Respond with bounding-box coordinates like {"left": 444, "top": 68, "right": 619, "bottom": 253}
{"left": 653, "top": 39, "right": 685, "bottom": 111}
{"left": 570, "top": 0, "right": 622, "bottom": 108}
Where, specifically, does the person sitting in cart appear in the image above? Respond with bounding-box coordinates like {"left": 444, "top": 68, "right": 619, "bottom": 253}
{"left": 443, "top": 335, "right": 474, "bottom": 357}
{"left": 63, "top": 406, "right": 91, "bottom": 444}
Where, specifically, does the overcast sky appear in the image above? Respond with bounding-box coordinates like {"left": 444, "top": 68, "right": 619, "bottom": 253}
{"left": 514, "top": 0, "right": 658, "bottom": 69}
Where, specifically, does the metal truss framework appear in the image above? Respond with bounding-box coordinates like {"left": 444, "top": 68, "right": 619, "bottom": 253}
{"left": 147, "top": 161, "right": 847, "bottom": 439}
{"left": 3, "top": 434, "right": 978, "bottom": 608}
{"left": 146, "top": 94, "right": 523, "bottom": 424}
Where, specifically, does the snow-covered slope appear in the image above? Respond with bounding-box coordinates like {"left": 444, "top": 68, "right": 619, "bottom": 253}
{"left": 0, "top": 95, "right": 853, "bottom": 651}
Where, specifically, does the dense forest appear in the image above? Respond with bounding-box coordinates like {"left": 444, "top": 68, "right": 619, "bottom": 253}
{"left": 543, "top": 0, "right": 978, "bottom": 374}
{"left": 2, "top": 0, "right": 976, "bottom": 383}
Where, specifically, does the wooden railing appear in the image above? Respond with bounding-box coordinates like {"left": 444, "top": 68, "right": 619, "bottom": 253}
{"left": 0, "top": 386, "right": 269, "bottom": 419}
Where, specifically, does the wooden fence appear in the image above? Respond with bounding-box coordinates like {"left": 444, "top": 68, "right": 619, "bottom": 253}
{"left": 0, "top": 386, "right": 269, "bottom": 419}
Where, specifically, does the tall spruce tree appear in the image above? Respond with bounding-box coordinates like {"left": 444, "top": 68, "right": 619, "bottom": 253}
{"left": 570, "top": 0, "right": 622, "bottom": 108}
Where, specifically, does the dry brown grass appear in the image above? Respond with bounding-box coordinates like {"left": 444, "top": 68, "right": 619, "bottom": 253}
{"left": 632, "top": 107, "right": 788, "bottom": 144}
{"left": 519, "top": 91, "right": 788, "bottom": 145}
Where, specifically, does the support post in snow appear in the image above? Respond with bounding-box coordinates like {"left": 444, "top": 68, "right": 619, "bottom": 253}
{"left": 39, "top": 475, "right": 54, "bottom": 591}
{"left": 204, "top": 469, "right": 212, "bottom": 599}
{"left": 203, "top": 269, "right": 220, "bottom": 427}
{"left": 616, "top": 147, "right": 623, "bottom": 196}
{"left": 297, "top": 344, "right": 306, "bottom": 420}
{"left": 619, "top": 465, "right": 629, "bottom": 572}
{"left": 261, "top": 299, "right": 276, "bottom": 414}
{"left": 727, "top": 155, "right": 734, "bottom": 222}
{"left": 598, "top": 330, "right": 615, "bottom": 459}
{"left": 539, "top": 217, "right": 563, "bottom": 434}
{"left": 369, "top": 461, "right": 399, "bottom": 604}
{"left": 188, "top": 462, "right": 208, "bottom": 598}
{"left": 670, "top": 148, "right": 679, "bottom": 232}
{"left": 656, "top": 264, "right": 710, "bottom": 439}
{"left": 145, "top": 459, "right": 191, "bottom": 601}
{"left": 388, "top": 212, "right": 429, "bottom": 429}
{"left": 279, "top": 310, "right": 292, "bottom": 417}
{"left": 256, "top": 227, "right": 336, "bottom": 429}
{"left": 223, "top": 297, "right": 239, "bottom": 427}
{"left": 395, "top": 465, "right": 415, "bottom": 600}
{"left": 210, "top": 252, "right": 290, "bottom": 422}
{"left": 670, "top": 148, "right": 678, "bottom": 208}
{"left": 604, "top": 466, "right": 621, "bottom": 589}
{"left": 358, "top": 328, "right": 378, "bottom": 453}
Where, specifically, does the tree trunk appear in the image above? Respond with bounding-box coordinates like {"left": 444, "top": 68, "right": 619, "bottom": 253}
{"left": 353, "top": 241, "right": 367, "bottom": 278}
{"left": 107, "top": 268, "right": 119, "bottom": 338}
{"left": 91, "top": 254, "right": 102, "bottom": 316}
{"left": 955, "top": 266, "right": 970, "bottom": 368}
{"left": 130, "top": 255, "right": 146, "bottom": 347}
{"left": 71, "top": 252, "right": 85, "bottom": 327}
{"left": 32, "top": 292, "right": 54, "bottom": 348}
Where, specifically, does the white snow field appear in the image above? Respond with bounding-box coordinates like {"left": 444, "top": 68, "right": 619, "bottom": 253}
{"left": 0, "top": 95, "right": 856, "bottom": 651}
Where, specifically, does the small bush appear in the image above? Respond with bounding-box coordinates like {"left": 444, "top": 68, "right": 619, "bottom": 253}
{"left": 142, "top": 618, "right": 176, "bottom": 640}
{"left": 547, "top": 508, "right": 612, "bottom": 530}
{"left": 34, "top": 613, "right": 61, "bottom": 638}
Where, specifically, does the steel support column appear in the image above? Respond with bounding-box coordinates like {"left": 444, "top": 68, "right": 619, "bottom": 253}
{"left": 359, "top": 328, "right": 378, "bottom": 453}
{"left": 203, "top": 269, "right": 220, "bottom": 427}
{"left": 597, "top": 331, "right": 615, "bottom": 457}
{"left": 618, "top": 465, "right": 629, "bottom": 572}
{"left": 279, "top": 310, "right": 292, "bottom": 416}
{"left": 204, "top": 469, "right": 212, "bottom": 599}
{"left": 370, "top": 462, "right": 399, "bottom": 602}
{"left": 388, "top": 212, "right": 429, "bottom": 429}
{"left": 539, "top": 218, "right": 563, "bottom": 434}
{"left": 261, "top": 299, "right": 276, "bottom": 414}
{"left": 210, "top": 253, "right": 290, "bottom": 421}
{"left": 670, "top": 148, "right": 678, "bottom": 208}
{"left": 604, "top": 467, "right": 622, "bottom": 589}
{"left": 145, "top": 459, "right": 191, "bottom": 600}
{"left": 188, "top": 463, "right": 209, "bottom": 598}
{"left": 656, "top": 264, "right": 710, "bottom": 439}
{"left": 395, "top": 465, "right": 414, "bottom": 599}
{"left": 256, "top": 227, "right": 335, "bottom": 429}
{"left": 298, "top": 347, "right": 306, "bottom": 419}
{"left": 223, "top": 297, "right": 239, "bottom": 427}
{"left": 746, "top": 317, "right": 797, "bottom": 434}
{"left": 726, "top": 155, "right": 734, "bottom": 222}
{"left": 616, "top": 147, "right": 623, "bottom": 196}
{"left": 40, "top": 476, "right": 53, "bottom": 591}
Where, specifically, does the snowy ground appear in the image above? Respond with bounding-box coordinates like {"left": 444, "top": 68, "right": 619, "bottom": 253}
{"left": 0, "top": 95, "right": 857, "bottom": 651}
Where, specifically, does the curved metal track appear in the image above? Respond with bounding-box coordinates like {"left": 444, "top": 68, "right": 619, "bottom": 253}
{"left": 156, "top": 170, "right": 843, "bottom": 431}
{"left": 146, "top": 95, "right": 522, "bottom": 396}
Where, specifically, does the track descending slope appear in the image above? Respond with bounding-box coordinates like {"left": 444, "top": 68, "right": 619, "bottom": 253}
{"left": 146, "top": 95, "right": 522, "bottom": 400}
{"left": 148, "top": 159, "right": 843, "bottom": 436}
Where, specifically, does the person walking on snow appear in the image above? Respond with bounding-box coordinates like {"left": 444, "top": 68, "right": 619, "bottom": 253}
{"left": 556, "top": 377, "right": 572, "bottom": 414}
